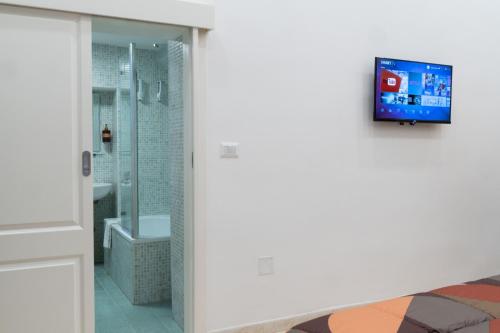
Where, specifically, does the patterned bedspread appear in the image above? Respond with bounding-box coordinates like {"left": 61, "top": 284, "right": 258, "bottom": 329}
{"left": 288, "top": 275, "right": 500, "bottom": 333}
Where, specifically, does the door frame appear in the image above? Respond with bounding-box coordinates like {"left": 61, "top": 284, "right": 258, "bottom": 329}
{"left": 186, "top": 27, "right": 208, "bottom": 333}
{"left": 89, "top": 21, "right": 208, "bottom": 333}
{"left": 88, "top": 21, "right": 208, "bottom": 333}
{"left": 0, "top": 0, "right": 214, "bottom": 29}
{"left": 0, "top": 2, "right": 210, "bottom": 331}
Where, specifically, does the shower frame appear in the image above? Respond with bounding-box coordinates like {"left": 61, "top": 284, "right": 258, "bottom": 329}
{"left": 128, "top": 42, "right": 140, "bottom": 239}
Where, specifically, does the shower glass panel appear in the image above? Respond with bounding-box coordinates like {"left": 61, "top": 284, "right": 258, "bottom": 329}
{"left": 135, "top": 43, "right": 170, "bottom": 240}
{"left": 129, "top": 43, "right": 139, "bottom": 239}
{"left": 117, "top": 43, "right": 138, "bottom": 236}
{"left": 118, "top": 40, "right": 171, "bottom": 239}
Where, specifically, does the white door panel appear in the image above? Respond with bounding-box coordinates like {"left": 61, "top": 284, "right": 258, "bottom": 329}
{"left": 0, "top": 5, "right": 93, "bottom": 333}
{"left": 0, "top": 6, "right": 81, "bottom": 228}
{"left": 0, "top": 258, "right": 81, "bottom": 332}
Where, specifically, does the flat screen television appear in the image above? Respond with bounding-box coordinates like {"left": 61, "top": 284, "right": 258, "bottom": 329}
{"left": 374, "top": 57, "right": 453, "bottom": 124}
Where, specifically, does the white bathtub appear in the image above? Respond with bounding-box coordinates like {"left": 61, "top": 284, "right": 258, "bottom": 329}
{"left": 108, "top": 214, "right": 170, "bottom": 243}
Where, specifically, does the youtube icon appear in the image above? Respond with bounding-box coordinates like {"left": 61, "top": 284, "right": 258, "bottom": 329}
{"left": 381, "top": 69, "right": 402, "bottom": 92}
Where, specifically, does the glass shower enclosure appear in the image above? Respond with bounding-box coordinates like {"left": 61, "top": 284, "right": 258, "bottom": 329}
{"left": 116, "top": 39, "right": 178, "bottom": 240}
{"left": 117, "top": 43, "right": 139, "bottom": 238}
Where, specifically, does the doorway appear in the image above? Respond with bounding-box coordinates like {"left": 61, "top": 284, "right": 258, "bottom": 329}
{"left": 91, "top": 17, "right": 191, "bottom": 333}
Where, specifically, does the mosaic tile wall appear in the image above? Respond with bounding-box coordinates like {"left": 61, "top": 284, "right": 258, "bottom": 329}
{"left": 104, "top": 229, "right": 133, "bottom": 300}
{"left": 92, "top": 44, "right": 122, "bottom": 263}
{"left": 93, "top": 42, "right": 182, "bottom": 311}
{"left": 104, "top": 227, "right": 171, "bottom": 304}
{"left": 167, "top": 39, "right": 185, "bottom": 328}
{"left": 92, "top": 91, "right": 116, "bottom": 263}
{"left": 136, "top": 48, "right": 169, "bottom": 217}
{"left": 92, "top": 43, "right": 169, "bottom": 220}
{"left": 134, "top": 239, "right": 172, "bottom": 303}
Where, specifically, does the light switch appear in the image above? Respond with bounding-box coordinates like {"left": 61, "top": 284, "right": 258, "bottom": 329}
{"left": 258, "top": 256, "right": 274, "bottom": 276}
{"left": 220, "top": 142, "right": 239, "bottom": 158}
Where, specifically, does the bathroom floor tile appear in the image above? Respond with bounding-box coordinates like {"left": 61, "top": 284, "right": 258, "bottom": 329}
{"left": 147, "top": 303, "right": 174, "bottom": 318}
{"left": 161, "top": 320, "right": 183, "bottom": 333}
{"left": 96, "top": 319, "right": 136, "bottom": 333}
{"left": 94, "top": 264, "right": 182, "bottom": 333}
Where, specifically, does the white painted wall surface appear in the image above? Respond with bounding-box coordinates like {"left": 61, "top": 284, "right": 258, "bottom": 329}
{"left": 205, "top": 0, "right": 500, "bottom": 330}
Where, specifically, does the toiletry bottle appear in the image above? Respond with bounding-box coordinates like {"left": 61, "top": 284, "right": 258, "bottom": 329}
{"left": 102, "top": 124, "right": 112, "bottom": 143}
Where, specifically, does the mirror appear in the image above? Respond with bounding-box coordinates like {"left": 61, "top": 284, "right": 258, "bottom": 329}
{"left": 92, "top": 93, "right": 101, "bottom": 153}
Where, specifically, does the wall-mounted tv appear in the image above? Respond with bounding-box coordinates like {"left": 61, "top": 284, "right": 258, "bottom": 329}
{"left": 374, "top": 57, "right": 453, "bottom": 124}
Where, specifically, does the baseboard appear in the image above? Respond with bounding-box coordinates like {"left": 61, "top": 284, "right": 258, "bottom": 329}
{"left": 208, "top": 298, "right": 384, "bottom": 333}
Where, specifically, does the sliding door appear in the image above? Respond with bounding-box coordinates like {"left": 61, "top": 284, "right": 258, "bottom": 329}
{"left": 0, "top": 5, "right": 93, "bottom": 333}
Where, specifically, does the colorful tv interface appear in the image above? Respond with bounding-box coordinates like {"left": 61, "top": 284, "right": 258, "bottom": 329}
{"left": 374, "top": 58, "right": 453, "bottom": 124}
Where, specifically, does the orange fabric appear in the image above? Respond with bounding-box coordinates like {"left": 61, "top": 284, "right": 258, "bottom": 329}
{"left": 328, "top": 297, "right": 413, "bottom": 333}
{"left": 491, "top": 319, "right": 500, "bottom": 333}
{"left": 371, "top": 296, "right": 415, "bottom": 318}
{"left": 433, "top": 285, "right": 500, "bottom": 302}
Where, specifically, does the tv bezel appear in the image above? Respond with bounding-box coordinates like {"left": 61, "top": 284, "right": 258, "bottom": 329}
{"left": 373, "top": 57, "right": 453, "bottom": 124}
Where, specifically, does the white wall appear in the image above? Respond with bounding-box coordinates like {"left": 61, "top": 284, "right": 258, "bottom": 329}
{"left": 205, "top": 0, "right": 500, "bottom": 330}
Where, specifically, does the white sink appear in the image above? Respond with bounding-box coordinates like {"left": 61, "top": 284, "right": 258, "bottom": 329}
{"left": 93, "top": 183, "right": 113, "bottom": 201}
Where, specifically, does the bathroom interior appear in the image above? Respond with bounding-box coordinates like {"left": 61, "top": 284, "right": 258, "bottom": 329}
{"left": 92, "top": 18, "right": 188, "bottom": 333}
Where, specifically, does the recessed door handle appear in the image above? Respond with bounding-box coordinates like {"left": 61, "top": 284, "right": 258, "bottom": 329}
{"left": 82, "top": 151, "right": 91, "bottom": 177}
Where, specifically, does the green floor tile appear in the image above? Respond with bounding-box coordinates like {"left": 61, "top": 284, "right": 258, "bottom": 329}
{"left": 94, "top": 265, "right": 181, "bottom": 333}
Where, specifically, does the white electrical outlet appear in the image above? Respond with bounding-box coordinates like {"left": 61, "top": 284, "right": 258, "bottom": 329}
{"left": 220, "top": 142, "right": 239, "bottom": 158}
{"left": 258, "top": 256, "right": 274, "bottom": 276}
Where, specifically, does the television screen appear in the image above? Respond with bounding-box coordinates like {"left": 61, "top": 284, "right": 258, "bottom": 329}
{"left": 374, "top": 57, "right": 453, "bottom": 124}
